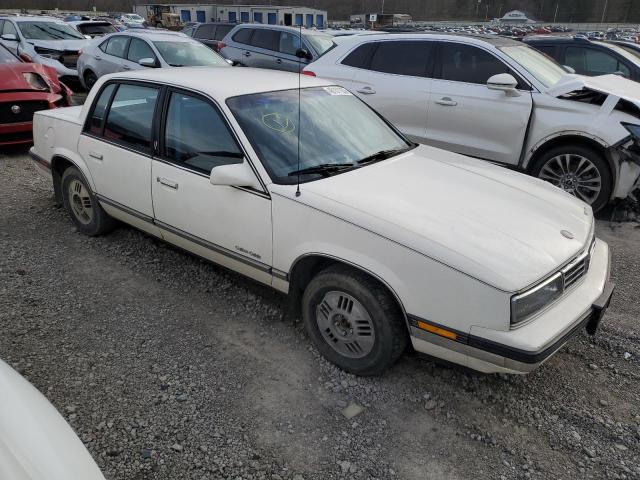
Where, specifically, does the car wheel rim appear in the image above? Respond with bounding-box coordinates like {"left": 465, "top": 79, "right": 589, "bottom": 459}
{"left": 68, "top": 178, "right": 94, "bottom": 225}
{"left": 538, "top": 154, "right": 602, "bottom": 204}
{"left": 315, "top": 291, "right": 375, "bottom": 359}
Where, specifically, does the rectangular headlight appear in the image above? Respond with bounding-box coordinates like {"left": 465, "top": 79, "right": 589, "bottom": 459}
{"left": 511, "top": 273, "right": 564, "bottom": 326}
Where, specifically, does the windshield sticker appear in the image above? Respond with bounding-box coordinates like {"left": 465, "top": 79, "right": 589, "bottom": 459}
{"left": 323, "top": 86, "right": 352, "bottom": 96}
{"left": 261, "top": 113, "right": 295, "bottom": 133}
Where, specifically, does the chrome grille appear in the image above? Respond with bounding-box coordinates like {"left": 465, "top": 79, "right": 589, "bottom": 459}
{"left": 561, "top": 240, "right": 593, "bottom": 291}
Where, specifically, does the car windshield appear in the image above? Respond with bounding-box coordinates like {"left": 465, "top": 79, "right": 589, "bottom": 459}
{"left": 227, "top": 86, "right": 412, "bottom": 184}
{"left": 500, "top": 45, "right": 567, "bottom": 88}
{"left": 153, "top": 41, "right": 229, "bottom": 66}
{"left": 126, "top": 14, "right": 144, "bottom": 21}
{"left": 305, "top": 33, "right": 335, "bottom": 56}
{"left": 18, "top": 21, "right": 86, "bottom": 40}
{"left": 0, "top": 45, "right": 20, "bottom": 64}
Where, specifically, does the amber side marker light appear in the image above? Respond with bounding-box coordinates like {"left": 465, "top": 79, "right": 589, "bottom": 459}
{"left": 417, "top": 321, "right": 458, "bottom": 341}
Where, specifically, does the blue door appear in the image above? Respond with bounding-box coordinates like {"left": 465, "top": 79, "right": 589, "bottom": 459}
{"left": 306, "top": 14, "right": 313, "bottom": 27}
{"left": 180, "top": 10, "right": 191, "bottom": 22}
{"left": 267, "top": 12, "right": 277, "bottom": 24}
{"left": 229, "top": 11, "right": 237, "bottom": 22}
{"left": 196, "top": 10, "right": 205, "bottom": 22}
{"left": 240, "top": 11, "right": 249, "bottom": 23}
{"left": 253, "top": 12, "right": 263, "bottom": 23}
{"left": 295, "top": 14, "right": 303, "bottom": 26}
{"left": 316, "top": 15, "right": 324, "bottom": 28}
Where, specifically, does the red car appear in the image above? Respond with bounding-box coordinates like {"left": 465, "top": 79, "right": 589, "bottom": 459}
{"left": 0, "top": 44, "right": 72, "bottom": 146}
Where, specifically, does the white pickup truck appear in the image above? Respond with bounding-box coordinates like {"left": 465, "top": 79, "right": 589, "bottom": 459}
{"left": 29, "top": 67, "right": 614, "bottom": 376}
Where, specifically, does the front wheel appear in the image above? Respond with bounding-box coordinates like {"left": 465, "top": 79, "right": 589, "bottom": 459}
{"left": 84, "top": 70, "right": 98, "bottom": 90}
{"left": 530, "top": 144, "right": 612, "bottom": 212}
{"left": 302, "top": 265, "right": 408, "bottom": 376}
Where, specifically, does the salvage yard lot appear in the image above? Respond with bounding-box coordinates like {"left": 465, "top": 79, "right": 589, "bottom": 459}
{"left": 1, "top": 146, "right": 639, "bottom": 480}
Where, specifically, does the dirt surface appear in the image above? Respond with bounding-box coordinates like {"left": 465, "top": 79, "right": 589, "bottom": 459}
{"left": 1, "top": 146, "right": 639, "bottom": 480}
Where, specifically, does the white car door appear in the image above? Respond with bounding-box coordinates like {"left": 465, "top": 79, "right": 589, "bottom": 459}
{"left": 349, "top": 40, "right": 434, "bottom": 143}
{"left": 151, "top": 89, "right": 273, "bottom": 284}
{"left": 77, "top": 81, "right": 159, "bottom": 233}
{"left": 426, "top": 42, "right": 532, "bottom": 165}
{"left": 125, "top": 37, "right": 157, "bottom": 71}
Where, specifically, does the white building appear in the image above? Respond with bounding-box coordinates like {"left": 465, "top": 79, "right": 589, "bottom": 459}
{"left": 499, "top": 10, "right": 538, "bottom": 24}
{"left": 133, "top": 4, "right": 327, "bottom": 28}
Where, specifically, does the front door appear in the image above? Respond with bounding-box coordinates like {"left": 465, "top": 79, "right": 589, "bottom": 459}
{"left": 99, "top": 35, "right": 131, "bottom": 76}
{"left": 426, "top": 42, "right": 532, "bottom": 165}
{"left": 151, "top": 89, "right": 273, "bottom": 284}
{"left": 350, "top": 40, "right": 434, "bottom": 143}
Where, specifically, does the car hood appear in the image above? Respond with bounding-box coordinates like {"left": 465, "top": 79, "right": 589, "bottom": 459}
{"left": 0, "top": 63, "right": 62, "bottom": 93}
{"left": 299, "top": 145, "right": 593, "bottom": 292}
{"left": 0, "top": 360, "right": 105, "bottom": 480}
{"left": 27, "top": 38, "right": 88, "bottom": 51}
{"left": 548, "top": 73, "right": 640, "bottom": 107}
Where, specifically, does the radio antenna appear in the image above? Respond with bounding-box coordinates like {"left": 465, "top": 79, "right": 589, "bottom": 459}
{"left": 295, "top": 24, "right": 303, "bottom": 197}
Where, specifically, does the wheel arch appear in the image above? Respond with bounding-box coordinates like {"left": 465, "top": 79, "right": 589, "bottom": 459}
{"left": 285, "top": 253, "right": 409, "bottom": 330}
{"left": 50, "top": 154, "right": 95, "bottom": 206}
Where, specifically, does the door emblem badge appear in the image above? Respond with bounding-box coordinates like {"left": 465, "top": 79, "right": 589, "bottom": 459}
{"left": 11, "top": 105, "right": 21, "bottom": 114}
{"left": 561, "top": 230, "right": 575, "bottom": 239}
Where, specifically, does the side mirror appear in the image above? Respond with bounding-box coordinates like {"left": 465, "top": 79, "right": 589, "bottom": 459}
{"left": 210, "top": 161, "right": 261, "bottom": 190}
{"left": 487, "top": 73, "right": 520, "bottom": 97}
{"left": 563, "top": 65, "right": 576, "bottom": 74}
{"left": 295, "top": 48, "right": 312, "bottom": 61}
{"left": 84, "top": 34, "right": 92, "bottom": 39}
{"left": 614, "top": 70, "right": 628, "bottom": 78}
{"left": 1, "top": 33, "right": 18, "bottom": 41}
{"left": 138, "top": 57, "right": 158, "bottom": 68}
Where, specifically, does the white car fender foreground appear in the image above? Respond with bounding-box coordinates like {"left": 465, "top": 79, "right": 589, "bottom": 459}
{"left": 0, "top": 360, "right": 105, "bottom": 480}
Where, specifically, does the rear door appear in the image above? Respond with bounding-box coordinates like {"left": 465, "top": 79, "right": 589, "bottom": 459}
{"left": 247, "top": 28, "right": 280, "bottom": 69}
{"left": 225, "top": 27, "right": 253, "bottom": 65}
{"left": 350, "top": 40, "right": 434, "bottom": 142}
{"left": 426, "top": 41, "right": 532, "bottom": 164}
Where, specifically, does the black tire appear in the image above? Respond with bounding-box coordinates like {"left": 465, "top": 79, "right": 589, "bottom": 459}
{"left": 302, "top": 265, "right": 408, "bottom": 376}
{"left": 84, "top": 70, "right": 98, "bottom": 90}
{"left": 530, "top": 143, "right": 612, "bottom": 213}
{"left": 61, "top": 167, "right": 116, "bottom": 236}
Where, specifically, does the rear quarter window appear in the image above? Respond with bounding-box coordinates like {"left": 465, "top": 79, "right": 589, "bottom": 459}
{"left": 341, "top": 43, "right": 374, "bottom": 68}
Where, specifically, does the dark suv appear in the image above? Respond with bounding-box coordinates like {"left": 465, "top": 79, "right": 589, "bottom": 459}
{"left": 187, "top": 22, "right": 236, "bottom": 52}
{"left": 524, "top": 36, "right": 640, "bottom": 81}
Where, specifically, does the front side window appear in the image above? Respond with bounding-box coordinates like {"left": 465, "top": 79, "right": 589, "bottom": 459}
{"left": 164, "top": 92, "right": 243, "bottom": 174}
{"left": 227, "top": 87, "right": 411, "bottom": 184}
{"left": 104, "top": 84, "right": 159, "bottom": 153}
{"left": 565, "top": 46, "right": 631, "bottom": 77}
{"left": 500, "top": 45, "right": 565, "bottom": 88}
{"left": 128, "top": 38, "right": 156, "bottom": 64}
{"left": 105, "top": 36, "right": 130, "bottom": 58}
{"left": 214, "top": 25, "right": 233, "bottom": 40}
{"left": 194, "top": 24, "right": 215, "bottom": 40}
{"left": 369, "top": 41, "right": 433, "bottom": 77}
{"left": 440, "top": 43, "right": 511, "bottom": 85}
{"left": 17, "top": 21, "right": 85, "bottom": 40}
{"left": 232, "top": 28, "right": 253, "bottom": 45}
{"left": 152, "top": 41, "right": 229, "bottom": 67}
{"left": 251, "top": 29, "right": 279, "bottom": 51}
{"left": 87, "top": 83, "right": 116, "bottom": 135}
{"left": 279, "top": 31, "right": 301, "bottom": 56}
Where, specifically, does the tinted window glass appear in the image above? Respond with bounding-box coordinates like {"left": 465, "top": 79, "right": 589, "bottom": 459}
{"left": 164, "top": 92, "right": 242, "bottom": 174}
{"left": 279, "top": 31, "right": 301, "bottom": 56}
{"left": 534, "top": 45, "right": 557, "bottom": 58}
{"left": 78, "top": 23, "right": 116, "bottom": 36}
{"left": 2, "top": 20, "right": 17, "bottom": 37}
{"left": 99, "top": 39, "right": 108, "bottom": 53}
{"left": 127, "top": 38, "right": 156, "bottom": 63}
{"left": 194, "top": 24, "right": 215, "bottom": 39}
{"left": 304, "top": 33, "right": 335, "bottom": 57}
{"left": 341, "top": 43, "right": 374, "bottom": 68}
{"left": 214, "top": 24, "right": 233, "bottom": 40}
{"left": 565, "top": 47, "right": 630, "bottom": 77}
{"left": 369, "top": 41, "right": 432, "bottom": 77}
{"left": 251, "top": 29, "right": 279, "bottom": 51}
{"left": 104, "top": 84, "right": 159, "bottom": 153}
{"left": 88, "top": 83, "right": 116, "bottom": 135}
{"left": 440, "top": 43, "right": 510, "bottom": 84}
{"left": 232, "top": 28, "right": 252, "bottom": 45}
{"left": 0, "top": 45, "right": 19, "bottom": 64}
{"left": 105, "top": 36, "right": 130, "bottom": 58}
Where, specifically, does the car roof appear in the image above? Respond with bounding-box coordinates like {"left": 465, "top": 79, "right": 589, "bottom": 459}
{"left": 232, "top": 23, "right": 330, "bottom": 36}
{"left": 330, "top": 32, "right": 523, "bottom": 48}
{"left": 120, "top": 30, "right": 190, "bottom": 39}
{"left": 524, "top": 35, "right": 589, "bottom": 43}
{"left": 101, "top": 67, "right": 333, "bottom": 101}
{"left": 67, "top": 20, "right": 113, "bottom": 26}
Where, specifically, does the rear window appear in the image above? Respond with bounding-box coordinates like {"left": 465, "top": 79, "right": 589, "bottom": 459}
{"left": 232, "top": 28, "right": 252, "bottom": 45}
{"left": 214, "top": 24, "right": 233, "bottom": 40}
{"left": 78, "top": 23, "right": 116, "bottom": 36}
{"left": 194, "top": 24, "right": 215, "bottom": 40}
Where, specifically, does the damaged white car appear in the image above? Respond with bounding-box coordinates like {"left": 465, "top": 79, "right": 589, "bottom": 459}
{"left": 304, "top": 34, "right": 640, "bottom": 211}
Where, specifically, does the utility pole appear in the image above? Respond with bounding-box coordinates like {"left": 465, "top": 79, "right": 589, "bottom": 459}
{"left": 553, "top": 0, "right": 559, "bottom": 23}
{"left": 601, "top": 0, "right": 608, "bottom": 23}
{"left": 381, "top": 0, "right": 385, "bottom": 14}
{"left": 476, "top": 0, "right": 481, "bottom": 21}
{"left": 485, "top": 3, "right": 489, "bottom": 21}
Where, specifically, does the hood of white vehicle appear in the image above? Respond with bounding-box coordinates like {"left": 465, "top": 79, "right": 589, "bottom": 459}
{"left": 299, "top": 145, "right": 593, "bottom": 292}
{"left": 0, "top": 360, "right": 105, "bottom": 480}
{"left": 548, "top": 73, "right": 640, "bottom": 107}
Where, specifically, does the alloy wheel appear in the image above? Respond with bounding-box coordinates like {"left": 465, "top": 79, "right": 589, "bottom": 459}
{"left": 67, "top": 178, "right": 94, "bottom": 225}
{"left": 538, "top": 153, "right": 602, "bottom": 204}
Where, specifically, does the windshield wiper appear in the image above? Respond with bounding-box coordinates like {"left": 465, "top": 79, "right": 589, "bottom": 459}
{"left": 168, "top": 63, "right": 184, "bottom": 67}
{"left": 287, "top": 163, "right": 355, "bottom": 177}
{"left": 357, "top": 147, "right": 412, "bottom": 166}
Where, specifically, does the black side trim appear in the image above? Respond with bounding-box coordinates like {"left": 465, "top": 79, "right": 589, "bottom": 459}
{"left": 29, "top": 150, "right": 51, "bottom": 170}
{"left": 96, "top": 194, "right": 154, "bottom": 224}
{"left": 272, "top": 268, "right": 288, "bottom": 281}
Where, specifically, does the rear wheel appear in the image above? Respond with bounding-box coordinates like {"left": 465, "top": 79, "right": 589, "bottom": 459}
{"left": 530, "top": 144, "right": 612, "bottom": 212}
{"left": 84, "top": 70, "right": 98, "bottom": 90}
{"left": 302, "top": 265, "right": 408, "bottom": 376}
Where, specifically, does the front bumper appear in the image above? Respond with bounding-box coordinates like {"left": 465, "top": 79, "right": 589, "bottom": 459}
{"left": 410, "top": 239, "right": 614, "bottom": 374}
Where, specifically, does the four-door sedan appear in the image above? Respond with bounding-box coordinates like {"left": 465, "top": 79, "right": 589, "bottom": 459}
{"left": 304, "top": 33, "right": 640, "bottom": 212}
{"left": 0, "top": 43, "right": 71, "bottom": 145}
{"left": 78, "top": 30, "right": 230, "bottom": 89}
{"left": 29, "top": 68, "right": 614, "bottom": 376}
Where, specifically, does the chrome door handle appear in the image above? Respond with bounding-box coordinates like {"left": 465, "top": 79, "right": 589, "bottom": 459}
{"left": 157, "top": 177, "right": 178, "bottom": 189}
{"left": 276, "top": 58, "right": 282, "bottom": 64}
{"left": 356, "top": 87, "right": 376, "bottom": 95}
{"left": 435, "top": 97, "right": 458, "bottom": 106}
{"left": 244, "top": 51, "right": 251, "bottom": 57}
{"left": 88, "top": 151, "right": 103, "bottom": 160}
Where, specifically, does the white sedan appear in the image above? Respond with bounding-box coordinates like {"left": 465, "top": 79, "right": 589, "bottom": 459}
{"left": 29, "top": 68, "right": 614, "bottom": 375}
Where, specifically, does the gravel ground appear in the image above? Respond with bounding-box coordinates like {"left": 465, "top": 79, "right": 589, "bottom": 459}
{"left": 1, "top": 146, "right": 639, "bottom": 480}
